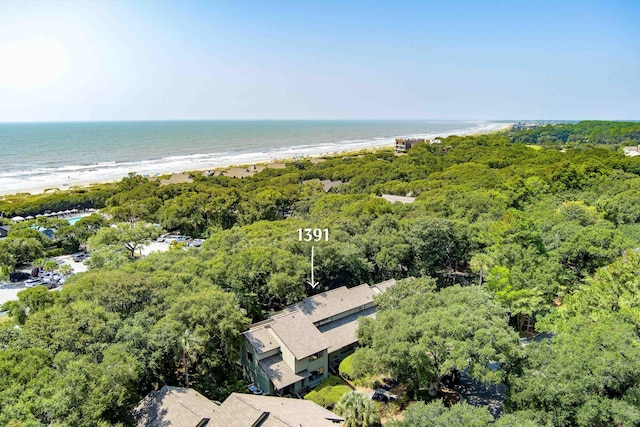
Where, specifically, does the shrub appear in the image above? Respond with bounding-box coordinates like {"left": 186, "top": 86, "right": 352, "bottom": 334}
{"left": 339, "top": 354, "right": 355, "bottom": 379}
{"left": 45, "top": 248, "right": 65, "bottom": 257}
{"left": 303, "top": 375, "right": 352, "bottom": 409}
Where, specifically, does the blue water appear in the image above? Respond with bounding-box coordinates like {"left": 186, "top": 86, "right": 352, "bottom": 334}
{"left": 0, "top": 120, "right": 508, "bottom": 195}
{"left": 66, "top": 217, "right": 83, "bottom": 226}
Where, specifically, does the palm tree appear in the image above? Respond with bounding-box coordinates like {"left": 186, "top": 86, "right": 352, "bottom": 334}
{"left": 32, "top": 258, "right": 46, "bottom": 270}
{"left": 57, "top": 263, "right": 73, "bottom": 276}
{"left": 43, "top": 259, "right": 58, "bottom": 272}
{"left": 180, "top": 330, "right": 203, "bottom": 388}
{"left": 469, "top": 253, "right": 493, "bottom": 286}
{"left": 334, "top": 391, "right": 380, "bottom": 427}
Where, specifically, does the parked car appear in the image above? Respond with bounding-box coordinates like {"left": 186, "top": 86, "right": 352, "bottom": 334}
{"left": 371, "top": 389, "right": 398, "bottom": 403}
{"left": 25, "top": 278, "right": 44, "bottom": 288}
{"left": 43, "top": 280, "right": 59, "bottom": 290}
{"left": 9, "top": 272, "right": 31, "bottom": 282}
{"left": 72, "top": 252, "right": 89, "bottom": 262}
{"left": 190, "top": 239, "right": 205, "bottom": 247}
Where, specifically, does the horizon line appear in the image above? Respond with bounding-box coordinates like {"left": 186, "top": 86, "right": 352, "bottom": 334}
{"left": 0, "top": 118, "right": 617, "bottom": 125}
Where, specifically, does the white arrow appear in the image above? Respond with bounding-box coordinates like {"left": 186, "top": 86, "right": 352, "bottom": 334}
{"left": 307, "top": 245, "right": 319, "bottom": 289}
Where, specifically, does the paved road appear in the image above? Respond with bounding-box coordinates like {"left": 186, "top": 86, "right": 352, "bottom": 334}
{"left": 0, "top": 282, "right": 25, "bottom": 306}
{"left": 452, "top": 371, "right": 506, "bottom": 419}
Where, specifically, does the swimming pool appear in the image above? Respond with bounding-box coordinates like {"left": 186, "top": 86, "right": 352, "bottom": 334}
{"left": 66, "top": 216, "right": 83, "bottom": 226}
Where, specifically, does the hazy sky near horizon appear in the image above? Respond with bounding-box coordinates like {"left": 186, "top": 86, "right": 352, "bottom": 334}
{"left": 0, "top": 0, "right": 638, "bottom": 122}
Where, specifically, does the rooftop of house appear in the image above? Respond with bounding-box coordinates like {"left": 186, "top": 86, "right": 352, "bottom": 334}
{"left": 245, "top": 281, "right": 396, "bottom": 364}
{"left": 380, "top": 194, "right": 416, "bottom": 204}
{"left": 132, "top": 388, "right": 343, "bottom": 427}
{"left": 269, "top": 310, "right": 331, "bottom": 360}
{"left": 317, "top": 306, "right": 377, "bottom": 354}
{"left": 282, "top": 283, "right": 378, "bottom": 324}
{"left": 244, "top": 326, "right": 280, "bottom": 355}
{"left": 258, "top": 354, "right": 309, "bottom": 390}
{"left": 131, "top": 386, "right": 218, "bottom": 427}
{"left": 303, "top": 178, "right": 343, "bottom": 192}
{"left": 209, "top": 393, "right": 344, "bottom": 427}
{"left": 371, "top": 279, "right": 396, "bottom": 294}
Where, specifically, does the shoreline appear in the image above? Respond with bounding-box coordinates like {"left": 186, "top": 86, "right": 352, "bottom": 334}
{"left": 1, "top": 123, "right": 512, "bottom": 197}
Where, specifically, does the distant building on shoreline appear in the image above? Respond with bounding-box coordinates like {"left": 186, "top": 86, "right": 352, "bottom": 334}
{"left": 511, "top": 122, "right": 541, "bottom": 131}
{"left": 395, "top": 137, "right": 430, "bottom": 152}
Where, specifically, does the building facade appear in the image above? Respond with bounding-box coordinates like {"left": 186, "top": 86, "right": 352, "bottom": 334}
{"left": 241, "top": 280, "right": 396, "bottom": 396}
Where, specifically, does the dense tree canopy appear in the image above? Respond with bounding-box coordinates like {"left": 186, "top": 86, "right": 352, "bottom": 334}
{"left": 2, "top": 121, "right": 640, "bottom": 425}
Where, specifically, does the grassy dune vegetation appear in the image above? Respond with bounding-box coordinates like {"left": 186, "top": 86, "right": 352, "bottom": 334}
{"left": 2, "top": 121, "right": 640, "bottom": 426}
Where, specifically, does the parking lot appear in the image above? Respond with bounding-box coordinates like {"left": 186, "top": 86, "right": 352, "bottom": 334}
{"left": 1, "top": 239, "right": 201, "bottom": 308}
{"left": 0, "top": 255, "right": 83, "bottom": 307}
{"left": 0, "top": 282, "right": 24, "bottom": 307}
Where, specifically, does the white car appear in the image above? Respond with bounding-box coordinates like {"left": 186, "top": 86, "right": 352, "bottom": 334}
{"left": 25, "top": 278, "right": 44, "bottom": 288}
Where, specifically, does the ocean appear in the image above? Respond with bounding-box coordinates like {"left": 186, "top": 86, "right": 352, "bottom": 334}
{"left": 0, "top": 120, "right": 509, "bottom": 195}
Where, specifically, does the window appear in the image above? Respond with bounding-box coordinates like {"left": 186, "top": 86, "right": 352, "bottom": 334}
{"left": 247, "top": 352, "right": 253, "bottom": 363}
{"left": 308, "top": 351, "right": 323, "bottom": 362}
{"left": 310, "top": 367, "right": 324, "bottom": 382}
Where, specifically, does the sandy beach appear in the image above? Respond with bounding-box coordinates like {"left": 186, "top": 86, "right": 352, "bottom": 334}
{"left": 1, "top": 123, "right": 512, "bottom": 197}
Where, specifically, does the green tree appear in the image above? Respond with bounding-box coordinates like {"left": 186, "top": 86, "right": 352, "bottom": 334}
{"left": 353, "top": 278, "right": 521, "bottom": 394}
{"left": 87, "top": 221, "right": 160, "bottom": 258}
{"left": 401, "top": 217, "right": 470, "bottom": 278}
{"left": 73, "top": 213, "right": 109, "bottom": 242}
{"left": 58, "top": 263, "right": 73, "bottom": 276}
{"left": 54, "top": 224, "right": 81, "bottom": 253}
{"left": 507, "top": 315, "right": 640, "bottom": 427}
{"left": 388, "top": 400, "right": 494, "bottom": 427}
{"left": 0, "top": 250, "right": 15, "bottom": 279}
{"left": 0, "top": 236, "right": 45, "bottom": 265}
{"left": 541, "top": 250, "right": 640, "bottom": 331}
{"left": 334, "top": 391, "right": 380, "bottom": 427}
{"left": 180, "top": 329, "right": 204, "bottom": 388}
{"left": 163, "top": 286, "right": 249, "bottom": 398}
{"left": 469, "top": 253, "right": 493, "bottom": 286}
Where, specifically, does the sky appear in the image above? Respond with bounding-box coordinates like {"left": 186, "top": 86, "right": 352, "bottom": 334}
{"left": 0, "top": 0, "right": 638, "bottom": 122}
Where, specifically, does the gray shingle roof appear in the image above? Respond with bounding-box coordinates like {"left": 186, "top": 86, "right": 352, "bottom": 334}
{"left": 283, "top": 284, "right": 376, "bottom": 324}
{"left": 258, "top": 354, "right": 309, "bottom": 390}
{"left": 243, "top": 327, "right": 279, "bottom": 355}
{"left": 131, "top": 386, "right": 218, "bottom": 427}
{"left": 209, "top": 393, "right": 344, "bottom": 427}
{"left": 269, "top": 311, "right": 330, "bottom": 359}
{"left": 371, "top": 279, "right": 396, "bottom": 294}
{"left": 317, "top": 306, "right": 377, "bottom": 353}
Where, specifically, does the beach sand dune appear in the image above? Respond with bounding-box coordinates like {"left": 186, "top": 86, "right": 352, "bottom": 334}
{"left": 159, "top": 173, "right": 194, "bottom": 186}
